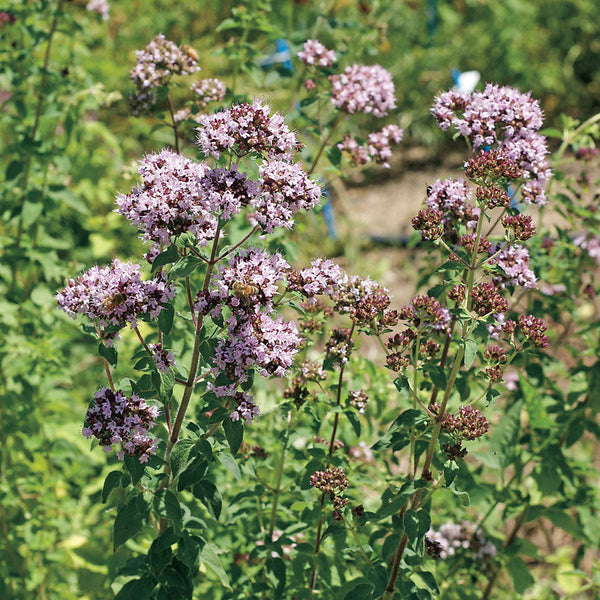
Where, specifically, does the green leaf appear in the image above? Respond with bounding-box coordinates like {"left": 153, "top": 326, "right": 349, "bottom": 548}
{"left": 193, "top": 480, "right": 222, "bottom": 519}
{"left": 169, "top": 256, "right": 203, "bottom": 280}
{"left": 403, "top": 509, "right": 419, "bottom": 543}
{"left": 217, "top": 452, "right": 241, "bottom": 481}
{"left": 21, "top": 201, "right": 44, "bottom": 228}
{"left": 114, "top": 577, "right": 156, "bottom": 600}
{"left": 507, "top": 556, "right": 534, "bottom": 593}
{"left": 99, "top": 343, "right": 117, "bottom": 367}
{"left": 148, "top": 533, "right": 173, "bottom": 578}
{"left": 178, "top": 457, "right": 209, "bottom": 491}
{"left": 157, "top": 304, "right": 174, "bottom": 335}
{"left": 163, "top": 490, "right": 183, "bottom": 531}
{"left": 223, "top": 418, "right": 243, "bottom": 454}
{"left": 124, "top": 454, "right": 145, "bottom": 485}
{"left": 345, "top": 410, "right": 361, "bottom": 437}
{"left": 520, "top": 377, "right": 554, "bottom": 429}
{"left": 444, "top": 461, "right": 459, "bottom": 487}
{"left": 102, "top": 470, "right": 122, "bottom": 503}
{"left": 151, "top": 245, "right": 179, "bottom": 271}
{"left": 113, "top": 497, "right": 145, "bottom": 550}
{"left": 326, "top": 146, "right": 342, "bottom": 168}
{"left": 200, "top": 543, "right": 231, "bottom": 589}
{"left": 6, "top": 160, "right": 23, "bottom": 181}
{"left": 463, "top": 339, "right": 478, "bottom": 369}
{"left": 170, "top": 439, "right": 196, "bottom": 480}
{"left": 266, "top": 557, "right": 286, "bottom": 597}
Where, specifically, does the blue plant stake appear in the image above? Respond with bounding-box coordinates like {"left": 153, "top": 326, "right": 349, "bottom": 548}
{"left": 321, "top": 185, "right": 338, "bottom": 240}
{"left": 259, "top": 38, "right": 294, "bottom": 72}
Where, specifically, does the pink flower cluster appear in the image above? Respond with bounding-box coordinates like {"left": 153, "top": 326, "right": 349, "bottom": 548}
{"left": 338, "top": 124, "right": 403, "bottom": 168}
{"left": 432, "top": 83, "right": 550, "bottom": 204}
{"left": 288, "top": 258, "right": 347, "bottom": 297}
{"left": 442, "top": 406, "right": 489, "bottom": 440}
{"left": 116, "top": 149, "right": 212, "bottom": 249}
{"left": 251, "top": 160, "right": 322, "bottom": 232}
{"left": 149, "top": 343, "right": 176, "bottom": 373}
{"left": 196, "top": 99, "right": 302, "bottom": 159}
{"left": 196, "top": 248, "right": 302, "bottom": 423}
{"left": 82, "top": 388, "right": 159, "bottom": 462}
{"left": 426, "top": 522, "right": 496, "bottom": 561}
{"left": 329, "top": 64, "right": 396, "bottom": 118}
{"left": 130, "top": 34, "right": 200, "bottom": 113}
{"left": 298, "top": 39, "right": 337, "bottom": 68}
{"left": 489, "top": 243, "right": 537, "bottom": 289}
{"left": 86, "top": 0, "right": 110, "bottom": 20}
{"left": 192, "top": 78, "right": 226, "bottom": 108}
{"left": 56, "top": 259, "right": 174, "bottom": 330}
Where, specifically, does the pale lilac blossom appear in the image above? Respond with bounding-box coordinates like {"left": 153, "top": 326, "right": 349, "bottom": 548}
{"left": 56, "top": 259, "right": 174, "bottom": 330}
{"left": 329, "top": 64, "right": 396, "bottom": 118}
{"left": 82, "top": 388, "right": 159, "bottom": 463}
{"left": 192, "top": 78, "right": 227, "bottom": 108}
{"left": 298, "top": 39, "right": 337, "bottom": 68}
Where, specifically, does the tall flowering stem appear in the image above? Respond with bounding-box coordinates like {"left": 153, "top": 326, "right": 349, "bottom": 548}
{"left": 382, "top": 84, "right": 550, "bottom": 598}
{"left": 167, "top": 225, "right": 222, "bottom": 457}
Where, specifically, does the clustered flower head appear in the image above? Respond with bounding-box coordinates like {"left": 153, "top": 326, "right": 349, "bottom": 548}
{"left": 192, "top": 78, "right": 226, "bottom": 109}
{"left": 399, "top": 295, "right": 452, "bottom": 334}
{"left": 56, "top": 259, "right": 174, "bottom": 331}
{"left": 310, "top": 466, "right": 350, "bottom": 518}
{"left": 338, "top": 124, "right": 403, "bottom": 169}
{"left": 287, "top": 258, "right": 347, "bottom": 297}
{"left": 488, "top": 243, "right": 537, "bottom": 289}
{"left": 116, "top": 149, "right": 213, "bottom": 250}
{"left": 432, "top": 83, "right": 551, "bottom": 204}
{"left": 470, "top": 282, "right": 509, "bottom": 316}
{"left": 426, "top": 522, "right": 496, "bottom": 560}
{"left": 518, "top": 314, "right": 549, "bottom": 347}
{"left": 82, "top": 388, "right": 159, "bottom": 462}
{"left": 501, "top": 214, "right": 536, "bottom": 241}
{"left": 284, "top": 360, "right": 327, "bottom": 406}
{"left": 325, "top": 327, "right": 354, "bottom": 366}
{"left": 465, "top": 149, "right": 523, "bottom": 183}
{"left": 149, "top": 343, "right": 176, "bottom": 373}
{"left": 195, "top": 248, "right": 302, "bottom": 422}
{"left": 331, "top": 276, "right": 396, "bottom": 329}
{"left": 298, "top": 39, "right": 337, "bottom": 68}
{"left": 196, "top": 99, "right": 302, "bottom": 159}
{"left": 348, "top": 389, "right": 369, "bottom": 413}
{"left": 329, "top": 64, "right": 396, "bottom": 118}
{"left": 442, "top": 406, "right": 489, "bottom": 440}
{"left": 251, "top": 160, "right": 322, "bottom": 233}
{"left": 86, "top": 0, "right": 110, "bottom": 20}
{"left": 130, "top": 34, "right": 200, "bottom": 114}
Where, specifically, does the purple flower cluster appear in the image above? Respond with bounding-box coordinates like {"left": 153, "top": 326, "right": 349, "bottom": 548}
{"left": 518, "top": 314, "right": 549, "bottom": 348}
{"left": 331, "top": 275, "right": 396, "bottom": 328}
{"left": 130, "top": 34, "right": 200, "bottom": 113}
{"left": 196, "top": 248, "right": 302, "bottom": 422}
{"left": 116, "top": 149, "right": 211, "bottom": 249}
{"left": 310, "top": 466, "right": 350, "bottom": 517}
{"left": 86, "top": 0, "right": 110, "bottom": 20}
{"left": 347, "top": 389, "right": 368, "bottom": 414}
{"left": 329, "top": 64, "right": 396, "bottom": 118}
{"left": 489, "top": 243, "right": 537, "bottom": 289}
{"left": 432, "top": 83, "right": 550, "bottom": 204}
{"left": 426, "top": 178, "right": 477, "bottom": 223}
{"left": 251, "top": 160, "right": 322, "bottom": 233}
{"left": 338, "top": 124, "right": 403, "bottom": 169}
{"left": 196, "top": 99, "right": 302, "bottom": 159}
{"left": 149, "top": 343, "right": 176, "bottom": 373}
{"left": 399, "top": 295, "right": 452, "bottom": 334}
{"left": 287, "top": 258, "right": 347, "bottom": 297}
{"left": 82, "top": 388, "right": 159, "bottom": 462}
{"left": 574, "top": 234, "right": 600, "bottom": 264}
{"left": 56, "top": 259, "right": 174, "bottom": 330}
{"left": 298, "top": 39, "right": 337, "bottom": 68}
{"left": 192, "top": 78, "right": 226, "bottom": 109}
{"left": 426, "top": 522, "right": 496, "bottom": 561}
{"left": 200, "top": 166, "right": 259, "bottom": 222}
{"left": 442, "top": 406, "right": 489, "bottom": 440}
